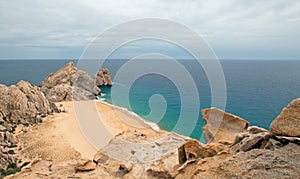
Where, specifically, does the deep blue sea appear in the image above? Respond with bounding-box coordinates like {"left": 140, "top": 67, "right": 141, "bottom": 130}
{"left": 0, "top": 59, "right": 299, "bottom": 141}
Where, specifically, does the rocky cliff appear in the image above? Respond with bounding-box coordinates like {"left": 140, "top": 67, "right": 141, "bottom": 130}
{"left": 0, "top": 80, "right": 55, "bottom": 125}
{"left": 0, "top": 80, "right": 56, "bottom": 177}
{"left": 39, "top": 62, "right": 101, "bottom": 102}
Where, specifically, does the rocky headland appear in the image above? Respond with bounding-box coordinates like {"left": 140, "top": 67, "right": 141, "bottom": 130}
{"left": 39, "top": 61, "right": 111, "bottom": 102}
{"left": 0, "top": 62, "right": 299, "bottom": 178}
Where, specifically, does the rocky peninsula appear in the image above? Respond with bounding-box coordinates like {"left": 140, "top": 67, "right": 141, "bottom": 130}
{"left": 0, "top": 62, "right": 299, "bottom": 178}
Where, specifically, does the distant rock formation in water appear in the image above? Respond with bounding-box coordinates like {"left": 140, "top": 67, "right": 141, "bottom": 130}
{"left": 95, "top": 68, "right": 112, "bottom": 87}
{"left": 270, "top": 98, "right": 300, "bottom": 137}
{"left": 39, "top": 61, "right": 101, "bottom": 102}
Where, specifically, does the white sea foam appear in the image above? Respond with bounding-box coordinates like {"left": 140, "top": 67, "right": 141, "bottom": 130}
{"left": 95, "top": 96, "right": 105, "bottom": 101}
{"left": 95, "top": 99, "right": 160, "bottom": 131}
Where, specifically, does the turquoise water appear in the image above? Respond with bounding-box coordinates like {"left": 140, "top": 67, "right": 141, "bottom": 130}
{"left": 99, "top": 59, "right": 300, "bottom": 140}
{"left": 0, "top": 59, "right": 300, "bottom": 140}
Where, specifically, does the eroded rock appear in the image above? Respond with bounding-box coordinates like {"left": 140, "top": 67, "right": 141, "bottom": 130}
{"left": 102, "top": 159, "right": 132, "bottom": 178}
{"left": 0, "top": 80, "right": 54, "bottom": 125}
{"left": 93, "top": 151, "right": 109, "bottom": 164}
{"left": 232, "top": 131, "right": 273, "bottom": 152}
{"left": 178, "top": 139, "right": 202, "bottom": 164}
{"left": 75, "top": 159, "right": 96, "bottom": 172}
{"left": 247, "top": 126, "right": 268, "bottom": 134}
{"left": 39, "top": 61, "right": 100, "bottom": 102}
{"left": 146, "top": 161, "right": 172, "bottom": 179}
{"left": 270, "top": 98, "right": 300, "bottom": 137}
{"left": 202, "top": 108, "right": 249, "bottom": 144}
{"left": 0, "top": 80, "right": 56, "bottom": 175}
{"left": 178, "top": 139, "right": 228, "bottom": 165}
{"left": 95, "top": 68, "right": 112, "bottom": 87}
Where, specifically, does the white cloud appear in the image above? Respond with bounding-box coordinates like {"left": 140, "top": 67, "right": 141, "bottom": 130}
{"left": 0, "top": 0, "right": 299, "bottom": 59}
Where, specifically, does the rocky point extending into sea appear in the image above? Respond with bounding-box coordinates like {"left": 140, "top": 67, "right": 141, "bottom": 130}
{"left": 0, "top": 61, "right": 299, "bottom": 178}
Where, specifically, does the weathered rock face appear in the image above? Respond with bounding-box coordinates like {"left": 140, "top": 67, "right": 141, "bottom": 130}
{"left": 0, "top": 132, "right": 20, "bottom": 173}
{"left": 176, "top": 123, "right": 300, "bottom": 179}
{"left": 231, "top": 131, "right": 276, "bottom": 152}
{"left": 217, "top": 143, "right": 300, "bottom": 178}
{"left": 93, "top": 132, "right": 186, "bottom": 178}
{"left": 39, "top": 61, "right": 100, "bottom": 102}
{"left": 146, "top": 161, "right": 172, "bottom": 179}
{"left": 0, "top": 80, "right": 54, "bottom": 125}
{"left": 201, "top": 108, "right": 249, "bottom": 144}
{"left": 95, "top": 68, "right": 112, "bottom": 87}
{"left": 75, "top": 159, "right": 96, "bottom": 172}
{"left": 270, "top": 98, "right": 300, "bottom": 137}
{"left": 0, "top": 80, "right": 56, "bottom": 176}
{"left": 178, "top": 139, "right": 203, "bottom": 164}
{"left": 178, "top": 139, "right": 228, "bottom": 165}
{"left": 177, "top": 142, "right": 300, "bottom": 179}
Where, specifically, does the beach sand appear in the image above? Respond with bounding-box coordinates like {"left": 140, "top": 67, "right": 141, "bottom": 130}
{"left": 18, "top": 100, "right": 159, "bottom": 160}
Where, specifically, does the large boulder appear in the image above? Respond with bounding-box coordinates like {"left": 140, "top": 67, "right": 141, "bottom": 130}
{"left": 202, "top": 108, "right": 249, "bottom": 144}
{"left": 270, "top": 98, "right": 300, "bottom": 137}
{"left": 95, "top": 68, "right": 112, "bottom": 87}
{"left": 39, "top": 61, "right": 100, "bottom": 102}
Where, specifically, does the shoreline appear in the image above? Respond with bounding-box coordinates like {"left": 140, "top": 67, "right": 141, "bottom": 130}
{"left": 96, "top": 97, "right": 192, "bottom": 141}
{"left": 95, "top": 98, "right": 161, "bottom": 131}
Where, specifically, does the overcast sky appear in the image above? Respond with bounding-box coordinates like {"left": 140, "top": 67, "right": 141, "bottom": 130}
{"left": 0, "top": 0, "right": 299, "bottom": 59}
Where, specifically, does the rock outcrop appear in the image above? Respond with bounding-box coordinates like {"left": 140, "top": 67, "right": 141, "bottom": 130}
{"left": 176, "top": 142, "right": 300, "bottom": 178}
{"left": 231, "top": 130, "right": 276, "bottom": 152}
{"left": 39, "top": 62, "right": 100, "bottom": 102}
{"left": 0, "top": 80, "right": 56, "bottom": 177}
{"left": 175, "top": 106, "right": 300, "bottom": 178}
{"left": 75, "top": 159, "right": 96, "bottom": 172}
{"left": 95, "top": 68, "right": 112, "bottom": 87}
{"left": 0, "top": 80, "right": 54, "bottom": 125}
{"left": 178, "top": 139, "right": 203, "bottom": 164}
{"left": 178, "top": 139, "right": 228, "bottom": 165}
{"left": 270, "top": 98, "right": 300, "bottom": 137}
{"left": 202, "top": 108, "right": 249, "bottom": 144}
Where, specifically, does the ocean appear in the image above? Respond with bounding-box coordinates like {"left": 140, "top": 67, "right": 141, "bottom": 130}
{"left": 0, "top": 59, "right": 299, "bottom": 141}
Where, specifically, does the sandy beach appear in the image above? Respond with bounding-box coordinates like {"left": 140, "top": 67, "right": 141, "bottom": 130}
{"left": 18, "top": 100, "right": 160, "bottom": 160}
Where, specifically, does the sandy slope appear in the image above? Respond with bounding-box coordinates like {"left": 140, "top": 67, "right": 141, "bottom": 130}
{"left": 19, "top": 100, "right": 157, "bottom": 160}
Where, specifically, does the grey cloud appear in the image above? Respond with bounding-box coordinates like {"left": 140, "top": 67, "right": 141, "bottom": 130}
{"left": 0, "top": 0, "right": 299, "bottom": 59}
